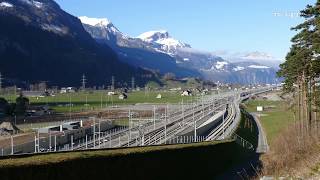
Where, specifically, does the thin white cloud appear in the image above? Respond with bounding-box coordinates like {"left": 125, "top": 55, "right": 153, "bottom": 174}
{"left": 212, "top": 50, "right": 283, "bottom": 69}
{"left": 178, "top": 47, "right": 217, "bottom": 56}
{"left": 212, "top": 50, "right": 283, "bottom": 62}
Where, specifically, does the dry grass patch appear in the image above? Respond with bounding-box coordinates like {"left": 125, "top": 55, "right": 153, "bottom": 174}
{"left": 261, "top": 122, "right": 320, "bottom": 178}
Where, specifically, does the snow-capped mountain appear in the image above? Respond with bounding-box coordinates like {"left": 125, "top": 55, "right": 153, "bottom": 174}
{"left": 135, "top": 30, "right": 229, "bottom": 73}
{"left": 240, "top": 52, "right": 282, "bottom": 69}
{"left": 201, "top": 61, "right": 278, "bottom": 84}
{"left": 79, "top": 16, "right": 121, "bottom": 42}
{"left": 0, "top": 0, "right": 156, "bottom": 86}
{"left": 173, "top": 48, "right": 279, "bottom": 84}
{"left": 218, "top": 51, "right": 282, "bottom": 70}
{"left": 79, "top": 16, "right": 160, "bottom": 51}
{"left": 79, "top": 16, "right": 279, "bottom": 84}
{"left": 174, "top": 48, "right": 227, "bottom": 71}
{"left": 228, "top": 61, "right": 272, "bottom": 73}
{"left": 137, "top": 30, "right": 191, "bottom": 54}
{"left": 79, "top": 17, "right": 199, "bottom": 77}
{"left": 79, "top": 16, "right": 112, "bottom": 27}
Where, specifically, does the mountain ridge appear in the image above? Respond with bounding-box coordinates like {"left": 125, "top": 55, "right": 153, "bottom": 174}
{"left": 0, "top": 0, "right": 157, "bottom": 87}
{"left": 79, "top": 16, "right": 279, "bottom": 84}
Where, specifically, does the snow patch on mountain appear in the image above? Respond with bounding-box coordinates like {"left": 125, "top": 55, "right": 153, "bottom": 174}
{"left": 233, "top": 66, "right": 245, "bottom": 71}
{"left": 248, "top": 65, "right": 270, "bottom": 69}
{"left": 137, "top": 30, "right": 191, "bottom": 54}
{"left": 104, "top": 25, "right": 122, "bottom": 35}
{"left": 41, "top": 24, "right": 67, "bottom": 35}
{"left": 0, "top": 2, "right": 13, "bottom": 7}
{"left": 156, "top": 38, "right": 187, "bottom": 48}
{"left": 79, "top": 16, "right": 111, "bottom": 27}
{"left": 137, "top": 30, "right": 168, "bottom": 42}
{"left": 20, "top": 0, "right": 43, "bottom": 8}
{"left": 215, "top": 61, "right": 228, "bottom": 69}
{"left": 33, "top": 1, "right": 43, "bottom": 8}
{"left": 79, "top": 16, "right": 127, "bottom": 41}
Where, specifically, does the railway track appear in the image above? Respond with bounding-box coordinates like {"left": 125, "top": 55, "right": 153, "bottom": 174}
{"left": 75, "top": 97, "right": 229, "bottom": 149}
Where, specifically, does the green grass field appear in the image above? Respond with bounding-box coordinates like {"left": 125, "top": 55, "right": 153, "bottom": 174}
{"left": 112, "top": 118, "right": 129, "bottom": 126}
{"left": 1, "top": 91, "right": 196, "bottom": 113}
{"left": 244, "top": 99, "right": 295, "bottom": 144}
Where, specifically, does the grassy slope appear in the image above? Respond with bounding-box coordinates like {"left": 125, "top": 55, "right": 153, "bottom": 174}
{"left": 0, "top": 141, "right": 250, "bottom": 180}
{"left": 248, "top": 98, "right": 320, "bottom": 177}
{"left": 0, "top": 141, "right": 222, "bottom": 167}
{"left": 244, "top": 100, "right": 295, "bottom": 144}
{"left": 212, "top": 106, "right": 262, "bottom": 179}
{"left": 237, "top": 109, "right": 259, "bottom": 149}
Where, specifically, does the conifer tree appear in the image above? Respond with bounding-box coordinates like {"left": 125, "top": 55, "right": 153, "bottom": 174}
{"left": 278, "top": 0, "right": 320, "bottom": 133}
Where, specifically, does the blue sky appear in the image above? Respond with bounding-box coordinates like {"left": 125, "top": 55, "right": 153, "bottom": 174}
{"left": 55, "top": 0, "right": 315, "bottom": 60}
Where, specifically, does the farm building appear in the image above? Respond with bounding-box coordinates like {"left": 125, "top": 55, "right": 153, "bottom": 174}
{"left": 181, "top": 90, "right": 192, "bottom": 96}
{"left": 108, "top": 91, "right": 116, "bottom": 96}
{"left": 60, "top": 87, "right": 75, "bottom": 94}
{"left": 119, "top": 93, "right": 128, "bottom": 100}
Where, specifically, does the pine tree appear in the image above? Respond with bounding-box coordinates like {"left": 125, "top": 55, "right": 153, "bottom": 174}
{"left": 278, "top": 1, "right": 320, "bottom": 134}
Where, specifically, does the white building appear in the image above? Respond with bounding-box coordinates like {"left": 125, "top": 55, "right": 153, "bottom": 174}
{"left": 181, "top": 90, "right": 192, "bottom": 96}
